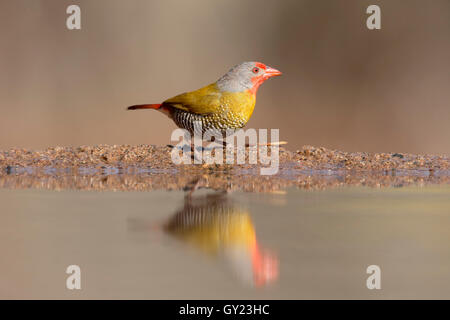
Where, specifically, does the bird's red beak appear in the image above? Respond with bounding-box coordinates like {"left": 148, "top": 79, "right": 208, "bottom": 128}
{"left": 264, "top": 66, "right": 282, "bottom": 78}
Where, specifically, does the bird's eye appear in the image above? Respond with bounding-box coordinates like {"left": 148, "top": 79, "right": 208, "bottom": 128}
{"left": 252, "top": 67, "right": 259, "bottom": 74}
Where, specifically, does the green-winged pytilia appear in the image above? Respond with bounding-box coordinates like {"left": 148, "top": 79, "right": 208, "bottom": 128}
{"left": 127, "top": 62, "right": 282, "bottom": 137}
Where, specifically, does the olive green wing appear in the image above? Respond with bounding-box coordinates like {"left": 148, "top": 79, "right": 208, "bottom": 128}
{"left": 162, "top": 83, "right": 222, "bottom": 115}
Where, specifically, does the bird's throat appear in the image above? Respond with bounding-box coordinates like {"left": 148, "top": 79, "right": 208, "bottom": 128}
{"left": 248, "top": 79, "right": 264, "bottom": 96}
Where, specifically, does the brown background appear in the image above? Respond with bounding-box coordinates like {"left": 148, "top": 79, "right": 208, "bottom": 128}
{"left": 1, "top": 0, "right": 449, "bottom": 154}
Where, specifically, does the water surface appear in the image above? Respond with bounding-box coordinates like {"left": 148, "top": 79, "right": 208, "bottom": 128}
{"left": 1, "top": 185, "right": 450, "bottom": 299}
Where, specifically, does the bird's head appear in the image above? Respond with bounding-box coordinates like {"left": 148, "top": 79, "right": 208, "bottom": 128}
{"left": 217, "top": 61, "right": 282, "bottom": 95}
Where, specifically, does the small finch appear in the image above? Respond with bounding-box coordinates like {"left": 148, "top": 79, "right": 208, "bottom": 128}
{"left": 127, "top": 61, "right": 281, "bottom": 136}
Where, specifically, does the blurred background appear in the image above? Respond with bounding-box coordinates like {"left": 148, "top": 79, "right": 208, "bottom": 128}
{"left": 0, "top": 0, "right": 449, "bottom": 154}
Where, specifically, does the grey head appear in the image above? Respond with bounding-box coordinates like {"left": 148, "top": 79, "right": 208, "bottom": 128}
{"left": 216, "top": 61, "right": 282, "bottom": 93}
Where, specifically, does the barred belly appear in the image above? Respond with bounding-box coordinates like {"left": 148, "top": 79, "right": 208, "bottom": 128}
{"left": 170, "top": 108, "right": 247, "bottom": 136}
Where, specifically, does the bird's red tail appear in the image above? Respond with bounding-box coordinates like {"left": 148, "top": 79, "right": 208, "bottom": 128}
{"left": 127, "top": 104, "right": 162, "bottom": 110}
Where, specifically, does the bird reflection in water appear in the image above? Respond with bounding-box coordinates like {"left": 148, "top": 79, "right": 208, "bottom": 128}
{"left": 163, "top": 192, "right": 278, "bottom": 287}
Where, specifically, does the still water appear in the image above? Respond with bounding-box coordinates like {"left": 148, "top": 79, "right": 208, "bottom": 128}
{"left": 1, "top": 185, "right": 450, "bottom": 299}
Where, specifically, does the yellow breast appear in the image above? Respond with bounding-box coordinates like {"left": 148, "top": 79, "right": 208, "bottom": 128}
{"left": 220, "top": 91, "right": 256, "bottom": 125}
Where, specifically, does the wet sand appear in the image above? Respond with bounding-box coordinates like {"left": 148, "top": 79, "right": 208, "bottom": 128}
{"left": 1, "top": 144, "right": 449, "bottom": 192}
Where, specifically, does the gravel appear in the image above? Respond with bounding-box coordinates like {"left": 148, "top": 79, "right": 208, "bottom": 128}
{"left": 1, "top": 144, "right": 449, "bottom": 192}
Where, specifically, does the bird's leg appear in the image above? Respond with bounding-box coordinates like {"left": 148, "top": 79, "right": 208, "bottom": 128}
{"left": 189, "top": 142, "right": 201, "bottom": 162}
{"left": 212, "top": 139, "right": 227, "bottom": 148}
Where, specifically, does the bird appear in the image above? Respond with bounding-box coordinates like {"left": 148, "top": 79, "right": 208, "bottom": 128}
{"left": 164, "top": 192, "right": 279, "bottom": 287}
{"left": 127, "top": 61, "right": 282, "bottom": 137}
{"left": 127, "top": 191, "right": 279, "bottom": 287}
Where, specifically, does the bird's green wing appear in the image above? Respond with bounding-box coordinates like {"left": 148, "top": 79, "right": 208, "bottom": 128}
{"left": 162, "top": 83, "right": 222, "bottom": 115}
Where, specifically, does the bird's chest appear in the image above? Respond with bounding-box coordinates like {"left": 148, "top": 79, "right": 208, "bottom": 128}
{"left": 171, "top": 93, "right": 255, "bottom": 133}
{"left": 219, "top": 92, "right": 256, "bottom": 126}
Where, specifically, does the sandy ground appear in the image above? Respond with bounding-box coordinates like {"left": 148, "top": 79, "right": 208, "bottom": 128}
{"left": 1, "top": 144, "right": 449, "bottom": 171}
{"left": 1, "top": 144, "right": 449, "bottom": 192}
